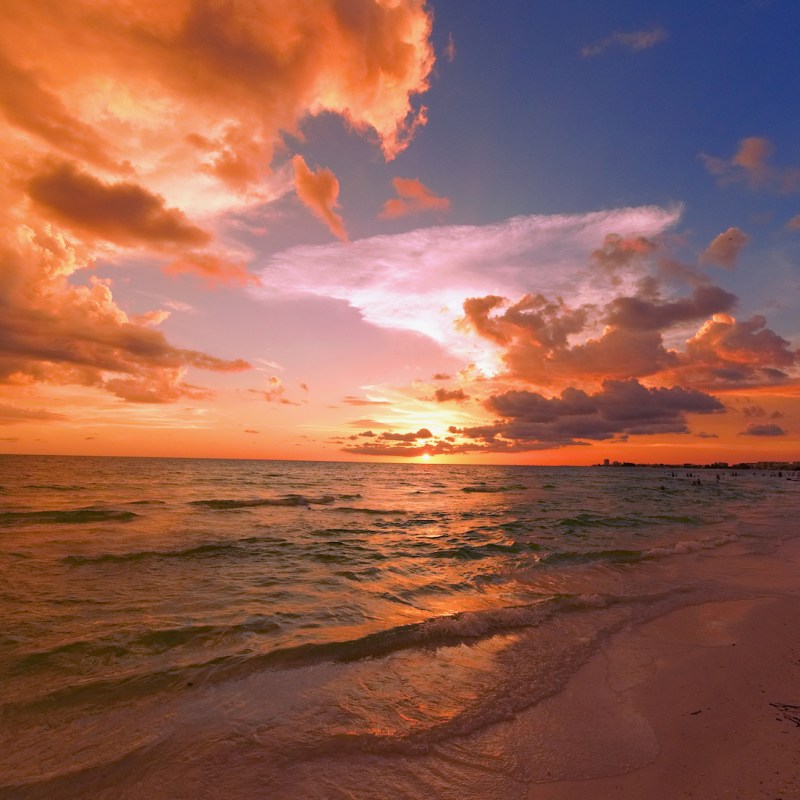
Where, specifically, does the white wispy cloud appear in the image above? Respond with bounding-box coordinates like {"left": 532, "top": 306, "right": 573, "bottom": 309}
{"left": 254, "top": 206, "right": 682, "bottom": 368}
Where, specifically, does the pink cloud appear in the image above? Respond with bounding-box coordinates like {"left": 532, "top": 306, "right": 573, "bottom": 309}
{"left": 379, "top": 177, "right": 450, "bottom": 219}
{"left": 582, "top": 27, "right": 668, "bottom": 58}
{"left": 444, "top": 34, "right": 456, "bottom": 63}
{"left": 701, "top": 137, "right": 800, "bottom": 192}
{"left": 700, "top": 227, "right": 750, "bottom": 268}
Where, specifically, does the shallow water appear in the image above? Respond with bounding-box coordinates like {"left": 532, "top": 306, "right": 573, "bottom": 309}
{"left": 1, "top": 455, "right": 797, "bottom": 798}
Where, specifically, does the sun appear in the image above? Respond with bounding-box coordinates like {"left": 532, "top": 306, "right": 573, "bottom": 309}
{"left": 421, "top": 453, "right": 431, "bottom": 462}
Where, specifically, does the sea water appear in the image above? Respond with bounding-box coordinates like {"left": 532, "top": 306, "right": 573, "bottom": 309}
{"left": 1, "top": 455, "right": 798, "bottom": 799}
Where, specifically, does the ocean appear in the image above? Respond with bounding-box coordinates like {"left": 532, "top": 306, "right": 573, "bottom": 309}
{"left": 1, "top": 455, "right": 798, "bottom": 799}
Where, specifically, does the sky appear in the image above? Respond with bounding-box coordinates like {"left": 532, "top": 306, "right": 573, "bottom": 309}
{"left": 1, "top": 0, "right": 799, "bottom": 465}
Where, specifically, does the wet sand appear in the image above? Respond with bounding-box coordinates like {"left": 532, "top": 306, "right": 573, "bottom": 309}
{"left": 528, "top": 537, "right": 800, "bottom": 799}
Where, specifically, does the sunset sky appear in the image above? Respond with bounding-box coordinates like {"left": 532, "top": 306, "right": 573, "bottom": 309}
{"left": 2, "top": 0, "right": 799, "bottom": 464}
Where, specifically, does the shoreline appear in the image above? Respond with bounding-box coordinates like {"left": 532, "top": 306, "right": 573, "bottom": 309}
{"left": 526, "top": 537, "right": 800, "bottom": 799}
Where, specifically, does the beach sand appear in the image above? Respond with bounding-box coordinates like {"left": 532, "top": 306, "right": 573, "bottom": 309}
{"left": 526, "top": 537, "right": 800, "bottom": 799}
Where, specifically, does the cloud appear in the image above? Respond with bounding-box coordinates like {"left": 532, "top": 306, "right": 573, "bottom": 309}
{"left": 459, "top": 379, "right": 724, "bottom": 449}
{"left": 0, "top": 403, "right": 67, "bottom": 425}
{"left": 434, "top": 387, "right": 469, "bottom": 403}
{"left": 0, "top": 53, "right": 119, "bottom": 171}
{"left": 256, "top": 205, "right": 681, "bottom": 363}
{"left": 26, "top": 161, "right": 210, "bottom": 247}
{"left": 344, "top": 378, "right": 725, "bottom": 458}
{"left": 787, "top": 215, "right": 800, "bottom": 230}
{"left": 343, "top": 396, "right": 392, "bottom": 406}
{"left": 741, "top": 405, "right": 782, "bottom": 419}
{"left": 444, "top": 34, "right": 456, "bottom": 63}
{"left": 340, "top": 426, "right": 437, "bottom": 455}
{"left": 253, "top": 376, "right": 300, "bottom": 405}
{"left": 581, "top": 27, "right": 668, "bottom": 58}
{"left": 292, "top": 156, "right": 347, "bottom": 240}
{"left": 347, "top": 418, "right": 395, "bottom": 429}
{"left": 701, "top": 137, "right": 800, "bottom": 192}
{"left": 0, "top": 1, "right": 436, "bottom": 405}
{"left": 590, "top": 233, "right": 659, "bottom": 282}
{"left": 459, "top": 282, "right": 737, "bottom": 387}
{"left": 662, "top": 313, "right": 799, "bottom": 390}
{"left": 1, "top": 1, "right": 434, "bottom": 176}
{"left": 0, "top": 224, "right": 249, "bottom": 402}
{"left": 164, "top": 252, "right": 259, "bottom": 287}
{"left": 379, "top": 177, "right": 450, "bottom": 219}
{"left": 740, "top": 423, "right": 786, "bottom": 436}
{"left": 603, "top": 285, "right": 737, "bottom": 330}
{"left": 700, "top": 227, "right": 750, "bottom": 267}
{"left": 380, "top": 427, "right": 433, "bottom": 442}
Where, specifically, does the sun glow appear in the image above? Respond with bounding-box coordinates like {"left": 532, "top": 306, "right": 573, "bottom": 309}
{"left": 421, "top": 453, "right": 431, "bottom": 462}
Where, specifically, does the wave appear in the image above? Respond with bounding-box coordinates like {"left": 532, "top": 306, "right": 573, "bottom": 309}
{"left": 557, "top": 511, "right": 705, "bottom": 530}
{"left": 430, "top": 540, "right": 541, "bottom": 560}
{"left": 643, "top": 531, "right": 739, "bottom": 557}
{"left": 216, "top": 592, "right": 628, "bottom": 676}
{"left": 0, "top": 507, "right": 138, "bottom": 527}
{"left": 62, "top": 531, "right": 304, "bottom": 565}
{"left": 333, "top": 506, "right": 410, "bottom": 515}
{"left": 63, "top": 541, "right": 250, "bottom": 565}
{"left": 23, "top": 484, "right": 84, "bottom": 491}
{"left": 15, "top": 617, "right": 283, "bottom": 673}
{"left": 461, "top": 483, "right": 526, "bottom": 493}
{"left": 192, "top": 494, "right": 336, "bottom": 509}
{"left": 539, "top": 548, "right": 644, "bottom": 566}
{"left": 5, "top": 588, "right": 687, "bottom": 716}
{"left": 537, "top": 532, "right": 740, "bottom": 567}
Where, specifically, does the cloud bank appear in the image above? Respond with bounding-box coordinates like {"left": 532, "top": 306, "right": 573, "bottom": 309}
{"left": 0, "top": 0, "right": 436, "bottom": 403}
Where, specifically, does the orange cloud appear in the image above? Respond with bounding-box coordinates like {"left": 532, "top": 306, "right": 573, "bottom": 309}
{"left": 0, "top": 224, "right": 250, "bottom": 403}
{"left": 251, "top": 376, "right": 300, "bottom": 405}
{"left": 459, "top": 281, "right": 749, "bottom": 389}
{"left": 662, "top": 314, "right": 799, "bottom": 391}
{"left": 0, "top": 2, "right": 436, "bottom": 407}
{"left": 787, "top": 215, "right": 800, "bottom": 230}
{"left": 292, "top": 156, "right": 347, "bottom": 240}
{"left": 0, "top": 53, "right": 119, "bottom": 171}
{"left": 0, "top": 403, "right": 67, "bottom": 425}
{"left": 26, "top": 161, "right": 210, "bottom": 248}
{"left": 0, "top": 0, "right": 434, "bottom": 182}
{"left": 380, "top": 177, "right": 451, "bottom": 219}
{"left": 165, "top": 252, "right": 260, "bottom": 287}
{"left": 700, "top": 227, "right": 750, "bottom": 268}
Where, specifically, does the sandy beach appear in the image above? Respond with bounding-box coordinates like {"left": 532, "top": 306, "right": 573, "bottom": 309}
{"left": 528, "top": 537, "right": 800, "bottom": 799}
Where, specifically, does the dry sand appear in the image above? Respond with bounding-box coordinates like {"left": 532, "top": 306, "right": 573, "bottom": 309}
{"left": 526, "top": 537, "right": 800, "bottom": 799}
